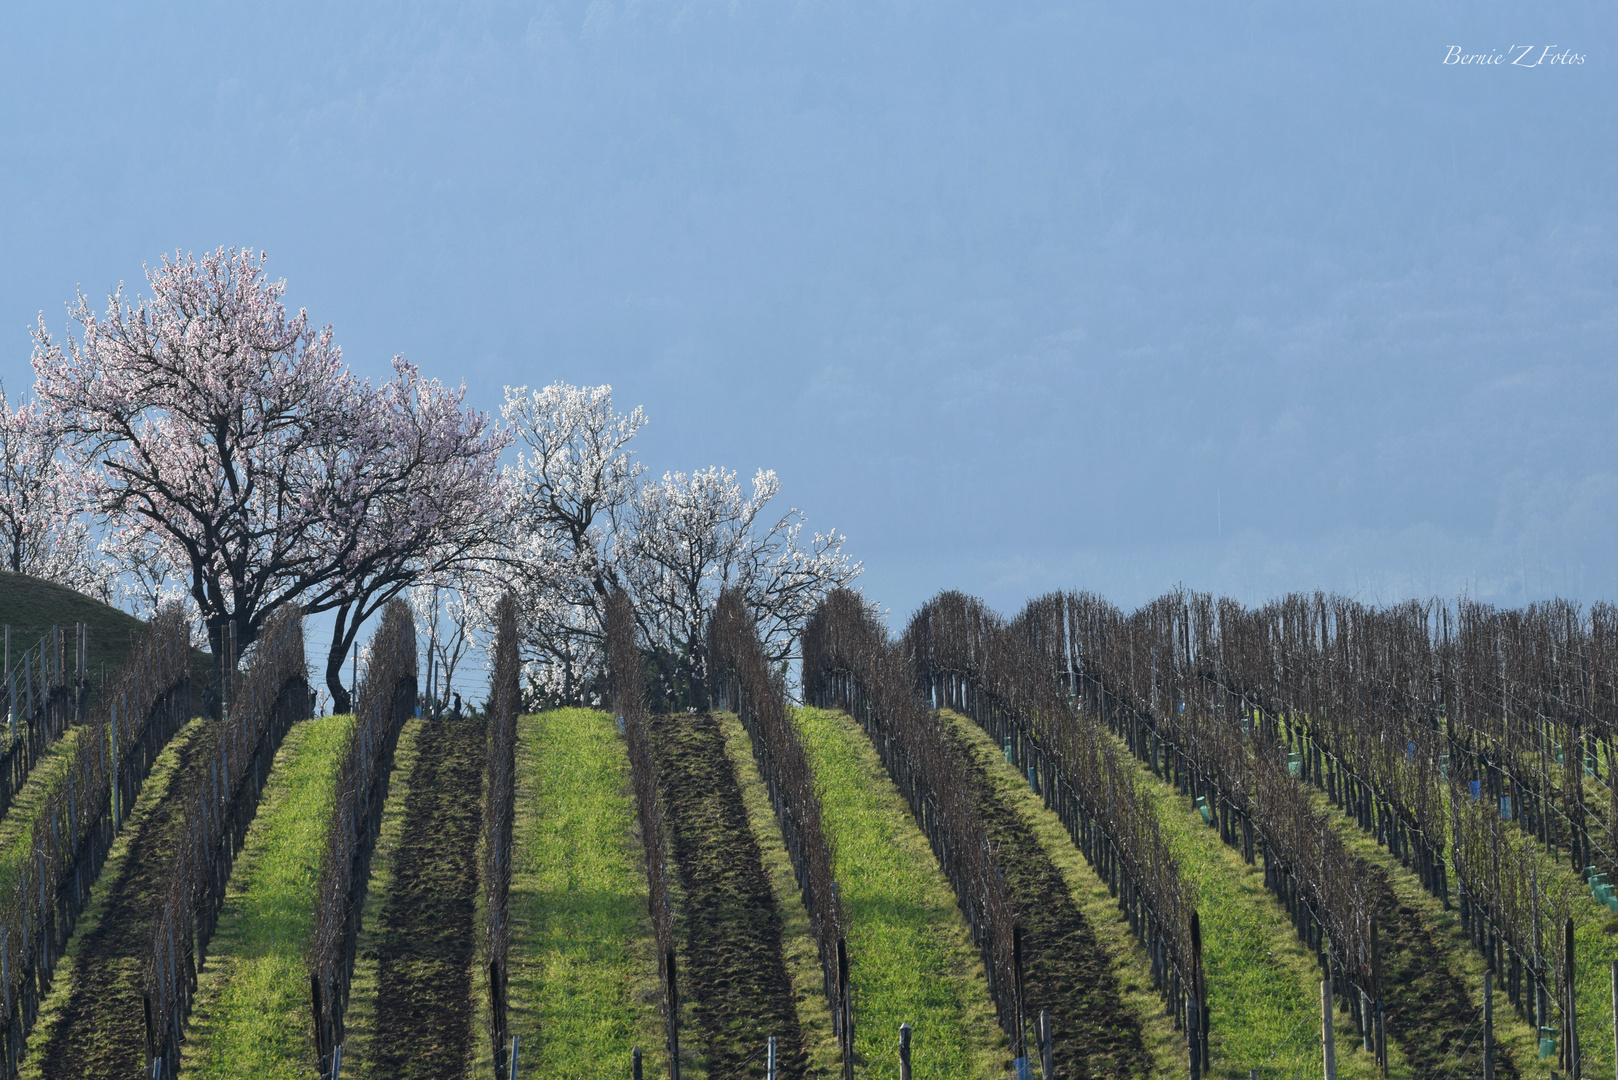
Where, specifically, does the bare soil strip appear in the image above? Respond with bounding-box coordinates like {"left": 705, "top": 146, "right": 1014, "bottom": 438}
{"left": 361, "top": 713, "right": 486, "bottom": 1080}
{"left": 1283, "top": 770, "right": 1517, "bottom": 1078}
{"left": 937, "top": 722, "right": 1151, "bottom": 1080}
{"left": 1349, "top": 843, "right": 1518, "bottom": 1080}
{"left": 652, "top": 711, "right": 806, "bottom": 1080}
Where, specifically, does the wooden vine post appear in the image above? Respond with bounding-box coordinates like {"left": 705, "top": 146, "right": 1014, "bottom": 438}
{"left": 1189, "top": 910, "right": 1205, "bottom": 1080}
{"left": 1321, "top": 978, "right": 1336, "bottom": 1080}
{"left": 1566, "top": 916, "right": 1580, "bottom": 1080}
{"left": 1371, "top": 921, "right": 1386, "bottom": 1076}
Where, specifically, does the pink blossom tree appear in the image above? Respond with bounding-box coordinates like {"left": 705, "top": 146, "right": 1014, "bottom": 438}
{"left": 32, "top": 248, "right": 507, "bottom": 711}
{"left": 304, "top": 356, "right": 509, "bottom": 712}
{"left": 0, "top": 380, "right": 112, "bottom": 598}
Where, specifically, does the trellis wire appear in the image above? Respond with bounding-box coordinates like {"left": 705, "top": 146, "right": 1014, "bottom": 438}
{"left": 906, "top": 591, "right": 1206, "bottom": 1066}
{"left": 802, "top": 590, "right": 1023, "bottom": 1062}
{"left": 1061, "top": 590, "right": 1382, "bottom": 1060}
{"left": 0, "top": 624, "right": 88, "bottom": 823}
{"left": 607, "top": 590, "right": 680, "bottom": 1080}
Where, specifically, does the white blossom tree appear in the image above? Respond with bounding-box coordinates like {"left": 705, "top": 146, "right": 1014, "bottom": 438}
{"left": 411, "top": 577, "right": 490, "bottom": 713}
{"left": 498, "top": 381, "right": 859, "bottom": 707}
{"left": 619, "top": 466, "right": 859, "bottom": 705}
{"left": 496, "top": 382, "right": 645, "bottom": 699}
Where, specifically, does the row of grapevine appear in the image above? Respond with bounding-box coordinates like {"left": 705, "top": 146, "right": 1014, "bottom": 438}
{"left": 1154, "top": 592, "right": 1616, "bottom": 894}
{"left": 905, "top": 592, "right": 1208, "bottom": 1067}
{"left": 800, "top": 590, "right": 1028, "bottom": 1063}
{"left": 606, "top": 591, "right": 680, "bottom": 1077}
{"left": 141, "top": 605, "right": 310, "bottom": 1078}
{"left": 485, "top": 595, "right": 519, "bottom": 1077}
{"left": 1264, "top": 597, "right": 1599, "bottom": 1059}
{"left": 1056, "top": 591, "right": 1388, "bottom": 1065}
{"left": 1451, "top": 782, "right": 1577, "bottom": 1051}
{"left": 0, "top": 605, "right": 192, "bottom": 1078}
{"left": 0, "top": 624, "right": 87, "bottom": 820}
{"left": 1446, "top": 599, "right": 1618, "bottom": 872}
{"left": 1212, "top": 594, "right": 1449, "bottom": 894}
{"left": 308, "top": 599, "right": 417, "bottom": 1079}
{"left": 707, "top": 588, "right": 852, "bottom": 1078}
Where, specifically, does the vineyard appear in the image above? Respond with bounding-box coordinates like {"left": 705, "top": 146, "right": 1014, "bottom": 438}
{"left": 0, "top": 570, "right": 1615, "bottom": 1080}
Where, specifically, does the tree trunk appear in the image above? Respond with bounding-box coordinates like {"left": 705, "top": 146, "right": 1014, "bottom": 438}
{"left": 206, "top": 617, "right": 229, "bottom": 719}
{"left": 326, "top": 604, "right": 355, "bottom": 715}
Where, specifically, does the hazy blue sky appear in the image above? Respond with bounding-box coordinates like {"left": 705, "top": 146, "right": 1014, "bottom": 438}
{"left": 3, "top": 1, "right": 1614, "bottom": 669}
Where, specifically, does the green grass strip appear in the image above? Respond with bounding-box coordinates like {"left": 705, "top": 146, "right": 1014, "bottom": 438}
{"left": 180, "top": 713, "right": 354, "bottom": 1080}
{"left": 1102, "top": 737, "right": 1400, "bottom": 1079}
{"left": 794, "top": 706, "right": 1003, "bottom": 1080}
{"left": 1448, "top": 795, "right": 1618, "bottom": 1080}
{"left": 501, "top": 708, "right": 663, "bottom": 1080}
{"left": 0, "top": 725, "right": 85, "bottom": 893}
{"left": 1570, "top": 885, "right": 1618, "bottom": 1079}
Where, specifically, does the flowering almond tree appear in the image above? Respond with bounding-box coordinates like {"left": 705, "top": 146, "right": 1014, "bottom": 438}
{"left": 310, "top": 356, "right": 509, "bottom": 712}
{"left": 32, "top": 248, "right": 506, "bottom": 710}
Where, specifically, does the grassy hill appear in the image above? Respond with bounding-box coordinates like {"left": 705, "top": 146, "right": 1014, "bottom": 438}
{"left": 0, "top": 571, "right": 212, "bottom": 707}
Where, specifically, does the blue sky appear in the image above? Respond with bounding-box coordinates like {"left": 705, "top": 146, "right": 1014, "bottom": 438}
{"left": 2, "top": 2, "right": 1614, "bottom": 684}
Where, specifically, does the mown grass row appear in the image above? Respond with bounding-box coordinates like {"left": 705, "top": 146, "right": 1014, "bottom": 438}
{"left": 340, "top": 715, "right": 426, "bottom": 1076}
{"left": 361, "top": 712, "right": 485, "bottom": 1080}
{"left": 497, "top": 708, "right": 664, "bottom": 1080}
{"left": 720, "top": 712, "right": 842, "bottom": 1075}
{"left": 0, "top": 727, "right": 85, "bottom": 893}
{"left": 794, "top": 706, "right": 1004, "bottom": 1080}
{"left": 1141, "top": 773, "right": 1397, "bottom": 1078}
{"left": 181, "top": 712, "right": 355, "bottom": 1079}
{"left": 653, "top": 709, "right": 806, "bottom": 1080}
{"left": 945, "top": 712, "right": 1185, "bottom": 1079}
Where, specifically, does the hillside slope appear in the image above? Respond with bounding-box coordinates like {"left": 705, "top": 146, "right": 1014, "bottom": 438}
{"left": 0, "top": 571, "right": 211, "bottom": 702}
